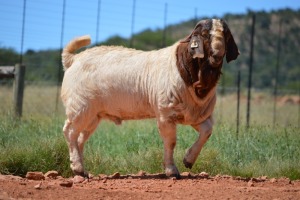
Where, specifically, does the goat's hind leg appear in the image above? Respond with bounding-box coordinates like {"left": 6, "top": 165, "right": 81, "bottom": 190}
{"left": 63, "top": 119, "right": 86, "bottom": 176}
{"left": 78, "top": 116, "right": 101, "bottom": 159}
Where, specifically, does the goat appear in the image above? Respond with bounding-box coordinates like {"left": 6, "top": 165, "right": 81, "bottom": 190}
{"left": 61, "top": 19, "right": 239, "bottom": 178}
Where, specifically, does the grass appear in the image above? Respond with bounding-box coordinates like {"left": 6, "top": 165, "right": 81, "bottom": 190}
{"left": 0, "top": 116, "right": 299, "bottom": 180}
{"left": 0, "top": 116, "right": 70, "bottom": 177}
{"left": 0, "top": 85, "right": 299, "bottom": 179}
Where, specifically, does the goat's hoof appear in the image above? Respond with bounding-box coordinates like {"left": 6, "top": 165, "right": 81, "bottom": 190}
{"left": 73, "top": 170, "right": 89, "bottom": 178}
{"left": 183, "top": 158, "right": 193, "bottom": 169}
{"left": 169, "top": 173, "right": 181, "bottom": 179}
{"left": 165, "top": 165, "right": 181, "bottom": 179}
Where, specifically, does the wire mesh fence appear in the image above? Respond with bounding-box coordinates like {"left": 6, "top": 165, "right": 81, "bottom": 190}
{"left": 0, "top": 81, "right": 298, "bottom": 129}
{"left": 0, "top": 0, "right": 299, "bottom": 129}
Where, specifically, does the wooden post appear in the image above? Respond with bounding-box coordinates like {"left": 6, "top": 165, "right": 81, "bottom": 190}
{"left": 13, "top": 64, "right": 26, "bottom": 117}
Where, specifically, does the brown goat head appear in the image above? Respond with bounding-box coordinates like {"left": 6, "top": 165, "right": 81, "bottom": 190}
{"left": 176, "top": 19, "right": 239, "bottom": 98}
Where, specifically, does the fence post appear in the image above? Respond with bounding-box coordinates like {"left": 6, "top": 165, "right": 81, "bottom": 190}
{"left": 273, "top": 20, "right": 282, "bottom": 127}
{"left": 246, "top": 14, "right": 256, "bottom": 129}
{"left": 162, "top": 3, "right": 168, "bottom": 48}
{"left": 129, "top": 0, "right": 136, "bottom": 48}
{"left": 13, "top": 64, "right": 26, "bottom": 117}
{"left": 236, "top": 67, "right": 241, "bottom": 136}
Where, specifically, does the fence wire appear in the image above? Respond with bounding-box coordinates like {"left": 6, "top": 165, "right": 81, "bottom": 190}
{"left": 0, "top": 0, "right": 299, "bottom": 128}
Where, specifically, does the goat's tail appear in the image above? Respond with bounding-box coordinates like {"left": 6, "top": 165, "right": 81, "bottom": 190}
{"left": 62, "top": 35, "right": 91, "bottom": 70}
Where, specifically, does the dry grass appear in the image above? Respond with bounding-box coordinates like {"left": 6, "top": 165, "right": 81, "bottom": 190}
{"left": 1, "top": 84, "right": 298, "bottom": 127}
{"left": 0, "top": 83, "right": 65, "bottom": 118}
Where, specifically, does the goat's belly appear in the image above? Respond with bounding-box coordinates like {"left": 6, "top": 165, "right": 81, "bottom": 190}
{"left": 98, "top": 95, "right": 156, "bottom": 123}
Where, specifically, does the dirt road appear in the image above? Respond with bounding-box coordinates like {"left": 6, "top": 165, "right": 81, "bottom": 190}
{"left": 1, "top": 172, "right": 299, "bottom": 200}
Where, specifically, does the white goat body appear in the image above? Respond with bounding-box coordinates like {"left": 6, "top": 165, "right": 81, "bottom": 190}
{"left": 61, "top": 40, "right": 216, "bottom": 128}
{"left": 61, "top": 19, "right": 239, "bottom": 178}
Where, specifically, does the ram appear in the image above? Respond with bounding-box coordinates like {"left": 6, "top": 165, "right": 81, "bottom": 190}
{"left": 61, "top": 19, "right": 239, "bottom": 178}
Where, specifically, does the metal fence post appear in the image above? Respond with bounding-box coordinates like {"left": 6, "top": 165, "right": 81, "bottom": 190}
{"left": 246, "top": 14, "right": 256, "bottom": 129}
{"left": 13, "top": 64, "right": 26, "bottom": 117}
{"left": 273, "top": 20, "right": 282, "bottom": 127}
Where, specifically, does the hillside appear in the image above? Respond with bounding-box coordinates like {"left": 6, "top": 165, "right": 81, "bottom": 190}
{"left": 0, "top": 9, "right": 299, "bottom": 90}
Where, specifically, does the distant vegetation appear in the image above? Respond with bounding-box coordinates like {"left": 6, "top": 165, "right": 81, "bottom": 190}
{"left": 0, "top": 9, "right": 299, "bottom": 90}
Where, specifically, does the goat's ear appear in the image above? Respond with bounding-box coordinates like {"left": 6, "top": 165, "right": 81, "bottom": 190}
{"left": 181, "top": 22, "right": 204, "bottom": 58}
{"left": 222, "top": 21, "right": 240, "bottom": 63}
{"left": 181, "top": 32, "right": 193, "bottom": 43}
{"left": 180, "top": 22, "right": 202, "bottom": 43}
{"left": 188, "top": 35, "right": 204, "bottom": 59}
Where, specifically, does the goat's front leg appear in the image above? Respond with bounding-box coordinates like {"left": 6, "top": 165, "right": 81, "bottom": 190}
{"left": 157, "top": 120, "right": 180, "bottom": 178}
{"left": 183, "top": 117, "right": 213, "bottom": 169}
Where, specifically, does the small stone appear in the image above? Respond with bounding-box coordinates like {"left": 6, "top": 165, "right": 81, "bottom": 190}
{"left": 270, "top": 178, "right": 277, "bottom": 183}
{"left": 260, "top": 176, "right": 268, "bottom": 181}
{"left": 181, "top": 172, "right": 191, "bottom": 177}
{"left": 278, "top": 177, "right": 292, "bottom": 185}
{"left": 4, "top": 175, "right": 23, "bottom": 181}
{"left": 247, "top": 180, "right": 254, "bottom": 187}
{"left": 110, "top": 172, "right": 120, "bottom": 179}
{"left": 82, "top": 179, "right": 89, "bottom": 184}
{"left": 34, "top": 182, "right": 42, "bottom": 190}
{"left": 199, "top": 172, "right": 209, "bottom": 178}
{"left": 137, "top": 170, "right": 146, "bottom": 176}
{"left": 26, "top": 172, "right": 45, "bottom": 180}
{"left": 44, "top": 171, "right": 59, "bottom": 179}
{"left": 73, "top": 175, "right": 85, "bottom": 183}
{"left": 59, "top": 180, "right": 73, "bottom": 187}
{"left": 250, "top": 177, "right": 256, "bottom": 181}
{"left": 233, "top": 176, "right": 243, "bottom": 181}
{"left": 98, "top": 174, "right": 108, "bottom": 179}
{"left": 88, "top": 173, "right": 94, "bottom": 179}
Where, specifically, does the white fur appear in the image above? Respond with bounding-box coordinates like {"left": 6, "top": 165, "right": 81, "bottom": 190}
{"left": 61, "top": 35, "right": 217, "bottom": 177}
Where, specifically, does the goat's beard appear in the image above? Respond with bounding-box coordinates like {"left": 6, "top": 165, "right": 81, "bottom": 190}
{"left": 193, "top": 59, "right": 222, "bottom": 98}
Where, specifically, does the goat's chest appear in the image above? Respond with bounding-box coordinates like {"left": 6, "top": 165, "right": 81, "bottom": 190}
{"left": 163, "top": 92, "right": 217, "bottom": 126}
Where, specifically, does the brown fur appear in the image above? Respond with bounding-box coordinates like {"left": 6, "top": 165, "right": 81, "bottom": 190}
{"left": 176, "top": 19, "right": 239, "bottom": 99}
{"left": 176, "top": 42, "right": 222, "bottom": 99}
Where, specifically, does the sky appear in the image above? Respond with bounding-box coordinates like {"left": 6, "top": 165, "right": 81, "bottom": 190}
{"left": 0, "top": 0, "right": 299, "bottom": 53}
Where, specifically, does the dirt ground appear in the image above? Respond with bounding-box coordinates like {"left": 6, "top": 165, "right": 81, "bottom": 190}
{"left": 1, "top": 172, "right": 300, "bottom": 200}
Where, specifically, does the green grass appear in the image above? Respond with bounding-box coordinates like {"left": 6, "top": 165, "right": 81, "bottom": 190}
{"left": 0, "top": 85, "right": 299, "bottom": 179}
{"left": 0, "top": 115, "right": 299, "bottom": 180}
{"left": 0, "top": 116, "right": 71, "bottom": 177}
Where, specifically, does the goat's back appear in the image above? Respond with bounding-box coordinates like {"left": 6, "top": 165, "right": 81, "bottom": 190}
{"left": 61, "top": 44, "right": 181, "bottom": 122}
